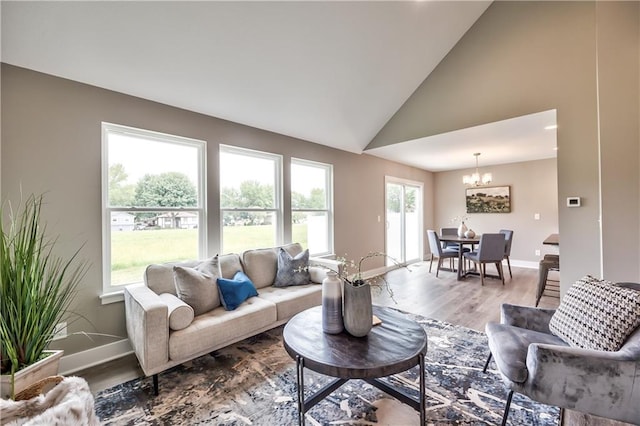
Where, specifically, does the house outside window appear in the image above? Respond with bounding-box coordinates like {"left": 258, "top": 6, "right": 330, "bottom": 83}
{"left": 102, "top": 123, "right": 206, "bottom": 296}
{"left": 291, "top": 158, "right": 333, "bottom": 256}
{"left": 219, "top": 145, "right": 283, "bottom": 254}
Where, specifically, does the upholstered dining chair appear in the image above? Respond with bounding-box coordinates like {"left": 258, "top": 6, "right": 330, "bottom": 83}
{"left": 463, "top": 233, "right": 506, "bottom": 286}
{"left": 427, "top": 230, "right": 458, "bottom": 277}
{"left": 483, "top": 278, "right": 640, "bottom": 425}
{"left": 440, "top": 227, "right": 459, "bottom": 249}
{"left": 498, "top": 229, "right": 513, "bottom": 278}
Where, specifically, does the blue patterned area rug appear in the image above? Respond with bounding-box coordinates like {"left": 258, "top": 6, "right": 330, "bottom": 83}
{"left": 94, "top": 312, "right": 559, "bottom": 425}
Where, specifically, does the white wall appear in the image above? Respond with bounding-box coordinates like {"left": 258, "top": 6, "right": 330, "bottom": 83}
{"left": 434, "top": 158, "right": 558, "bottom": 267}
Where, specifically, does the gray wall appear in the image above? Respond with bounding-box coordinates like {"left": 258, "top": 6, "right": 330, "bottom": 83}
{"left": 1, "top": 64, "right": 432, "bottom": 354}
{"left": 596, "top": 1, "right": 640, "bottom": 281}
{"left": 370, "top": 1, "right": 640, "bottom": 291}
{"left": 434, "top": 158, "right": 558, "bottom": 265}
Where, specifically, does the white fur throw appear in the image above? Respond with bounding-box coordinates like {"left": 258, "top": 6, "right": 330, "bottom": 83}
{"left": 0, "top": 376, "right": 100, "bottom": 425}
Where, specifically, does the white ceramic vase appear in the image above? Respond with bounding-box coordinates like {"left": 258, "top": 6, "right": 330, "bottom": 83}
{"left": 321, "top": 271, "right": 343, "bottom": 334}
{"left": 465, "top": 229, "right": 476, "bottom": 238}
{"left": 457, "top": 222, "right": 468, "bottom": 238}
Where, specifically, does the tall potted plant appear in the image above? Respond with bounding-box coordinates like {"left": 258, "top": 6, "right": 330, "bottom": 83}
{"left": 0, "top": 194, "right": 88, "bottom": 399}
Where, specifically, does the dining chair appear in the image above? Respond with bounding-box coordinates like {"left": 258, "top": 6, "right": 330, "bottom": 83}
{"left": 440, "top": 228, "right": 471, "bottom": 269}
{"left": 440, "top": 227, "right": 459, "bottom": 249}
{"left": 427, "top": 230, "right": 458, "bottom": 277}
{"left": 463, "top": 233, "right": 506, "bottom": 286}
{"left": 499, "top": 229, "right": 514, "bottom": 278}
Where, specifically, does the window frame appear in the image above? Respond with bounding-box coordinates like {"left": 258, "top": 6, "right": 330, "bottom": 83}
{"left": 219, "top": 144, "right": 283, "bottom": 253}
{"left": 101, "top": 122, "right": 207, "bottom": 301}
{"left": 291, "top": 157, "right": 334, "bottom": 256}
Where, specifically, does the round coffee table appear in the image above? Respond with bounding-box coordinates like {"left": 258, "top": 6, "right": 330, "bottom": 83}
{"left": 283, "top": 305, "right": 427, "bottom": 425}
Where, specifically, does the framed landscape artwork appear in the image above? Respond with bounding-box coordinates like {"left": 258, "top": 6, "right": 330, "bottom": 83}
{"left": 466, "top": 186, "right": 511, "bottom": 213}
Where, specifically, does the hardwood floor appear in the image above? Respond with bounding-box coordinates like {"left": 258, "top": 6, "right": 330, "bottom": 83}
{"left": 371, "top": 261, "right": 559, "bottom": 332}
{"left": 76, "top": 262, "right": 628, "bottom": 425}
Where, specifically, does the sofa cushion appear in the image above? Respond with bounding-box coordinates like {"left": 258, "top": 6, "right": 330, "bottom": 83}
{"left": 159, "top": 293, "right": 194, "bottom": 330}
{"left": 173, "top": 257, "right": 221, "bottom": 316}
{"left": 219, "top": 253, "right": 243, "bottom": 279}
{"left": 217, "top": 271, "right": 259, "bottom": 311}
{"left": 274, "top": 248, "right": 310, "bottom": 287}
{"left": 242, "top": 248, "right": 278, "bottom": 289}
{"left": 241, "top": 244, "right": 305, "bottom": 289}
{"left": 144, "top": 259, "right": 201, "bottom": 295}
{"left": 258, "top": 284, "right": 321, "bottom": 321}
{"left": 549, "top": 275, "right": 640, "bottom": 351}
{"left": 485, "top": 322, "right": 567, "bottom": 384}
{"left": 168, "top": 297, "right": 277, "bottom": 361}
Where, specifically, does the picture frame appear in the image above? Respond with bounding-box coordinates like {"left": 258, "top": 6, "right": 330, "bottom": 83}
{"left": 466, "top": 186, "right": 511, "bottom": 213}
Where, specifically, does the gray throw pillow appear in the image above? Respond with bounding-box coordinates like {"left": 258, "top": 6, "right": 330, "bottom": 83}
{"left": 173, "top": 256, "right": 221, "bottom": 316}
{"left": 274, "top": 248, "right": 310, "bottom": 287}
{"left": 549, "top": 275, "right": 640, "bottom": 351}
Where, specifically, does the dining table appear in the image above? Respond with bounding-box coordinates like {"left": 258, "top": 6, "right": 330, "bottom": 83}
{"left": 438, "top": 234, "right": 480, "bottom": 280}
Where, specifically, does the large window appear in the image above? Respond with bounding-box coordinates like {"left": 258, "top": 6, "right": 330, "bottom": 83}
{"left": 102, "top": 123, "right": 206, "bottom": 296}
{"left": 291, "top": 158, "right": 333, "bottom": 256}
{"left": 220, "top": 145, "right": 282, "bottom": 253}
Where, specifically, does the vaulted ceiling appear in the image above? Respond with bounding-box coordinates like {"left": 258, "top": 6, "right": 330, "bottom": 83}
{"left": 2, "top": 1, "right": 555, "bottom": 171}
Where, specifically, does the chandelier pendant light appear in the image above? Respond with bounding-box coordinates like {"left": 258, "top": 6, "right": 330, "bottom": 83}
{"left": 463, "top": 153, "right": 492, "bottom": 186}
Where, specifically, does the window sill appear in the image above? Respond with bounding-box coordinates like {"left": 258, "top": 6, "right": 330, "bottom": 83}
{"left": 100, "top": 290, "right": 124, "bottom": 305}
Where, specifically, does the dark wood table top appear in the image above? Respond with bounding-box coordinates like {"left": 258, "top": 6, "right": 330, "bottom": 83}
{"left": 283, "top": 306, "right": 427, "bottom": 379}
{"left": 439, "top": 235, "right": 480, "bottom": 244}
{"left": 543, "top": 233, "right": 559, "bottom": 245}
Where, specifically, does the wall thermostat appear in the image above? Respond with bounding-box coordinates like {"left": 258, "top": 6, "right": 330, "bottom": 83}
{"left": 567, "top": 197, "right": 581, "bottom": 207}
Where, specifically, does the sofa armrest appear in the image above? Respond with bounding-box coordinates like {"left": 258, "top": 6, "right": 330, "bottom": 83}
{"left": 308, "top": 256, "right": 344, "bottom": 279}
{"left": 124, "top": 284, "right": 169, "bottom": 376}
{"left": 500, "top": 303, "right": 555, "bottom": 334}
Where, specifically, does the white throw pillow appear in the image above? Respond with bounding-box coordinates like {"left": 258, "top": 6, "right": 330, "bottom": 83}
{"left": 549, "top": 275, "right": 640, "bottom": 351}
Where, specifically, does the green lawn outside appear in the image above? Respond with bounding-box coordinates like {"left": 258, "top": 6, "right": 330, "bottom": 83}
{"left": 111, "top": 225, "right": 308, "bottom": 286}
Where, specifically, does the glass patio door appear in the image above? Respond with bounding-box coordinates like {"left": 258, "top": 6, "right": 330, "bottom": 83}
{"left": 385, "top": 178, "right": 423, "bottom": 266}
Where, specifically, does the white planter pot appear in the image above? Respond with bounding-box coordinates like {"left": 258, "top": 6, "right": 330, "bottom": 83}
{"left": 1, "top": 350, "right": 64, "bottom": 399}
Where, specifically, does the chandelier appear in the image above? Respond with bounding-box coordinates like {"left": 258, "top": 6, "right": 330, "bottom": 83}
{"left": 462, "top": 153, "right": 492, "bottom": 186}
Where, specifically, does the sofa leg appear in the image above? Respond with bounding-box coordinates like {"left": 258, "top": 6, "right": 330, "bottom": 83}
{"left": 153, "top": 374, "right": 159, "bottom": 396}
{"left": 483, "top": 353, "right": 492, "bottom": 373}
{"left": 501, "top": 390, "right": 514, "bottom": 426}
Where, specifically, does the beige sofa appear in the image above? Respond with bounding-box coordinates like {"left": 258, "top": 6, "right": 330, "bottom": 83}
{"left": 124, "top": 243, "right": 341, "bottom": 394}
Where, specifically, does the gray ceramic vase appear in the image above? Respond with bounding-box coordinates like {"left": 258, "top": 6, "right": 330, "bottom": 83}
{"left": 342, "top": 280, "right": 372, "bottom": 337}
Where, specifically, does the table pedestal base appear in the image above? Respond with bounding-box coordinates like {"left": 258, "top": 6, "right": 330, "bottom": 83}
{"left": 295, "top": 353, "right": 426, "bottom": 425}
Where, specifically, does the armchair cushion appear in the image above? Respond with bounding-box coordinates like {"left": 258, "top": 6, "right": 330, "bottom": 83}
{"left": 274, "top": 248, "right": 310, "bottom": 287}
{"left": 549, "top": 275, "right": 640, "bottom": 351}
{"left": 486, "top": 322, "right": 567, "bottom": 383}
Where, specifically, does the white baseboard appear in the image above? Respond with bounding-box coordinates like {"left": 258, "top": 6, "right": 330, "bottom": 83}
{"left": 59, "top": 339, "right": 133, "bottom": 376}
{"left": 510, "top": 259, "right": 539, "bottom": 269}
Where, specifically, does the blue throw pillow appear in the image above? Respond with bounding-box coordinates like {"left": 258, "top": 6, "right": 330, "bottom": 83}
{"left": 217, "top": 271, "right": 258, "bottom": 311}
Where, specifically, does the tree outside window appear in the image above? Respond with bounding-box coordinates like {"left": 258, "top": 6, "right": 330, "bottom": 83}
{"left": 102, "top": 123, "right": 205, "bottom": 293}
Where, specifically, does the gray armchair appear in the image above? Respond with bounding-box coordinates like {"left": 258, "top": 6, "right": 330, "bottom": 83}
{"left": 484, "top": 301, "right": 640, "bottom": 425}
